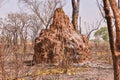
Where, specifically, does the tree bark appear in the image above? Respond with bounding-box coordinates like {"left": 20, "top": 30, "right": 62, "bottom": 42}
{"left": 118, "top": 0, "right": 120, "bottom": 9}
{"left": 71, "top": 0, "right": 80, "bottom": 30}
{"left": 109, "top": 0, "right": 120, "bottom": 51}
{"left": 103, "top": 0, "right": 120, "bottom": 79}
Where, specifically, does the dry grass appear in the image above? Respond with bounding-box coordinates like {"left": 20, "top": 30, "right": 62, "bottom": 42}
{"left": 0, "top": 41, "right": 114, "bottom": 80}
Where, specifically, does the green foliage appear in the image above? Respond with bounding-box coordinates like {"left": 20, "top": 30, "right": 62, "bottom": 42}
{"left": 94, "top": 27, "right": 108, "bottom": 41}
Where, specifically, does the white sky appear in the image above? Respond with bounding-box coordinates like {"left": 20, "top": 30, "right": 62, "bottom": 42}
{"left": 0, "top": 0, "right": 102, "bottom": 20}
{"left": 0, "top": 0, "right": 105, "bottom": 38}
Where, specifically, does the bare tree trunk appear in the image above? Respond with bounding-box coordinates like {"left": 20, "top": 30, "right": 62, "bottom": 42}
{"left": 103, "top": 0, "right": 117, "bottom": 80}
{"left": 103, "top": 0, "right": 120, "bottom": 79}
{"left": 109, "top": 0, "right": 120, "bottom": 79}
{"left": 118, "top": 0, "right": 120, "bottom": 9}
{"left": 79, "top": 17, "right": 81, "bottom": 33}
{"left": 109, "top": 0, "right": 120, "bottom": 50}
{"left": 71, "top": 0, "right": 80, "bottom": 30}
{"left": 0, "top": 43, "right": 6, "bottom": 80}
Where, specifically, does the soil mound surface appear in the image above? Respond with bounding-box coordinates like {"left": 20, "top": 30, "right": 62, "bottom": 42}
{"left": 33, "top": 8, "right": 89, "bottom": 65}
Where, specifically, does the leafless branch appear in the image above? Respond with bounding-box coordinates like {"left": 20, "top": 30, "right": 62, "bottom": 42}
{"left": 96, "top": 0, "right": 105, "bottom": 18}
{"left": 86, "top": 19, "right": 103, "bottom": 39}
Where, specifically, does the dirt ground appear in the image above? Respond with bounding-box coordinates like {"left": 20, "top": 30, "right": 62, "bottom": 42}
{"left": 23, "top": 62, "right": 114, "bottom": 80}
{"left": 0, "top": 42, "right": 114, "bottom": 80}
{"left": 17, "top": 60, "right": 114, "bottom": 80}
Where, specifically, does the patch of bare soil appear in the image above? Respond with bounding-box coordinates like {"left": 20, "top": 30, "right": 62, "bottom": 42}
{"left": 23, "top": 65, "right": 113, "bottom": 80}
{"left": 0, "top": 52, "right": 113, "bottom": 80}
{"left": 16, "top": 60, "right": 113, "bottom": 80}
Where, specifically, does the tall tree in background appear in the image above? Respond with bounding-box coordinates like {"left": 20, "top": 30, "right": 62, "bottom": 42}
{"left": 94, "top": 27, "right": 109, "bottom": 41}
{"left": 103, "top": 0, "right": 120, "bottom": 79}
{"left": 71, "top": 0, "right": 80, "bottom": 31}
{"left": 118, "top": 0, "right": 120, "bottom": 9}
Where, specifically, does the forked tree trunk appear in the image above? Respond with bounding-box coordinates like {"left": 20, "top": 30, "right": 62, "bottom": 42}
{"left": 71, "top": 0, "right": 80, "bottom": 30}
{"left": 109, "top": 0, "right": 120, "bottom": 50}
{"left": 109, "top": 0, "right": 120, "bottom": 79}
{"left": 103, "top": 0, "right": 120, "bottom": 80}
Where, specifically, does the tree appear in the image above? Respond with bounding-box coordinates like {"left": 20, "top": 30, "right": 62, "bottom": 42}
{"left": 29, "top": 15, "right": 42, "bottom": 45}
{"left": 102, "top": 0, "right": 120, "bottom": 80}
{"left": 71, "top": 0, "right": 80, "bottom": 31}
{"left": 94, "top": 27, "right": 109, "bottom": 41}
{"left": 20, "top": 0, "right": 64, "bottom": 29}
{"left": 118, "top": 0, "right": 120, "bottom": 9}
{"left": 84, "top": 19, "right": 103, "bottom": 39}
{"left": 1, "top": 13, "right": 32, "bottom": 79}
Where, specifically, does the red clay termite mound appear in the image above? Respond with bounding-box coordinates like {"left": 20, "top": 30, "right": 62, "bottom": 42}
{"left": 33, "top": 8, "right": 89, "bottom": 65}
